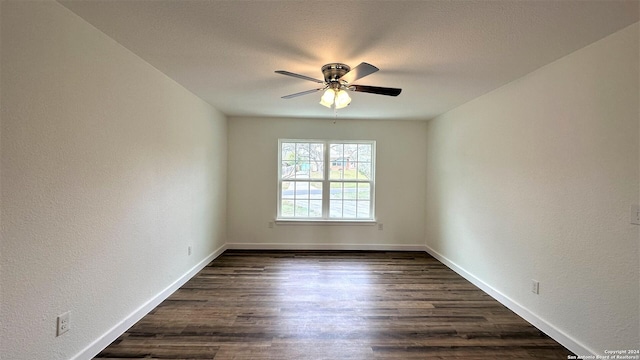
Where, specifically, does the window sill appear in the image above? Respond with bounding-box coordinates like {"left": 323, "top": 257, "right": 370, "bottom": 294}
{"left": 275, "top": 219, "right": 377, "bottom": 226}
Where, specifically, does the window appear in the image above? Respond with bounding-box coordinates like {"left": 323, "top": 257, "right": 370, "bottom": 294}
{"left": 278, "top": 139, "right": 375, "bottom": 221}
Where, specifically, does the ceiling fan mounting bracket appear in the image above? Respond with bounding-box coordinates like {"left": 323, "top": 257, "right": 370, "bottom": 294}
{"left": 322, "top": 63, "right": 351, "bottom": 84}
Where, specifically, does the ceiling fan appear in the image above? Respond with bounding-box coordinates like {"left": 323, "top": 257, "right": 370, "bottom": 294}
{"left": 275, "top": 62, "right": 402, "bottom": 109}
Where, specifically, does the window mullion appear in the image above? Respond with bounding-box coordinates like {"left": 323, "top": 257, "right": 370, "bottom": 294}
{"left": 322, "top": 142, "right": 330, "bottom": 219}
{"left": 277, "top": 139, "right": 283, "bottom": 218}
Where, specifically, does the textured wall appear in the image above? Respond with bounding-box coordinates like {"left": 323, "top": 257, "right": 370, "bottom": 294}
{"left": 425, "top": 23, "right": 639, "bottom": 355}
{"left": 227, "top": 117, "right": 427, "bottom": 250}
{"left": 0, "top": 2, "right": 227, "bottom": 359}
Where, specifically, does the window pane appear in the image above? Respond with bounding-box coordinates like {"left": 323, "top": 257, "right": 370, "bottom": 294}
{"left": 310, "top": 143, "right": 324, "bottom": 155}
{"left": 340, "top": 144, "right": 357, "bottom": 180}
{"left": 282, "top": 142, "right": 295, "bottom": 160}
{"left": 329, "top": 144, "right": 344, "bottom": 180}
{"left": 357, "top": 162, "right": 371, "bottom": 180}
{"left": 310, "top": 163, "right": 323, "bottom": 179}
{"left": 282, "top": 181, "right": 294, "bottom": 199}
{"left": 330, "top": 143, "right": 343, "bottom": 158}
{"left": 296, "top": 161, "right": 310, "bottom": 179}
{"left": 343, "top": 159, "right": 357, "bottom": 179}
{"left": 281, "top": 199, "right": 294, "bottom": 217}
{"left": 310, "top": 143, "right": 324, "bottom": 179}
{"left": 343, "top": 182, "right": 357, "bottom": 199}
{"left": 330, "top": 200, "right": 342, "bottom": 218}
{"left": 294, "top": 182, "right": 309, "bottom": 199}
{"left": 358, "top": 144, "right": 371, "bottom": 162}
{"left": 309, "top": 200, "right": 322, "bottom": 217}
{"left": 293, "top": 143, "right": 309, "bottom": 179}
{"left": 296, "top": 143, "right": 309, "bottom": 157}
{"left": 357, "top": 183, "right": 370, "bottom": 200}
{"left": 330, "top": 182, "right": 342, "bottom": 199}
{"left": 344, "top": 144, "right": 357, "bottom": 158}
{"left": 343, "top": 200, "right": 357, "bottom": 218}
{"left": 357, "top": 201, "right": 370, "bottom": 218}
{"left": 281, "top": 142, "right": 296, "bottom": 180}
{"left": 282, "top": 162, "right": 295, "bottom": 179}
{"left": 310, "top": 182, "right": 322, "bottom": 199}
{"left": 294, "top": 199, "right": 309, "bottom": 217}
{"left": 330, "top": 162, "right": 343, "bottom": 179}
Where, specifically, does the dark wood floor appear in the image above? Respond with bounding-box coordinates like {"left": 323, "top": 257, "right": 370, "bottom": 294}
{"left": 95, "top": 250, "right": 573, "bottom": 359}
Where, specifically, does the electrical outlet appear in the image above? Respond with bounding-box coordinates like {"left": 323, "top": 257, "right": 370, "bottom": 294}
{"left": 188, "top": 246, "right": 192, "bottom": 256}
{"left": 631, "top": 204, "right": 640, "bottom": 225}
{"left": 531, "top": 280, "right": 540, "bottom": 295}
{"left": 57, "top": 311, "right": 70, "bottom": 336}
{"left": 378, "top": 223, "right": 383, "bottom": 230}
{"left": 268, "top": 222, "right": 274, "bottom": 228}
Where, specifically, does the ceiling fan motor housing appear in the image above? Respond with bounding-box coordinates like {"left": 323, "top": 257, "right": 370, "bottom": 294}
{"left": 322, "top": 63, "right": 350, "bottom": 89}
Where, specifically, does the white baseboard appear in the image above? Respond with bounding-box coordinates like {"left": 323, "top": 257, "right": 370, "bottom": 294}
{"left": 226, "top": 242, "right": 428, "bottom": 252}
{"left": 72, "top": 243, "right": 228, "bottom": 360}
{"left": 424, "top": 244, "right": 595, "bottom": 357}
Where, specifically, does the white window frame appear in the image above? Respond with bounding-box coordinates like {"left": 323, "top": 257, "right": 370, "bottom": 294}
{"left": 277, "top": 139, "right": 376, "bottom": 223}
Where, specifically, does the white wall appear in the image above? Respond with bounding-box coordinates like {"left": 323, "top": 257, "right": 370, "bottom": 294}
{"left": 425, "top": 23, "right": 639, "bottom": 355}
{"left": 227, "top": 117, "right": 427, "bottom": 250}
{"left": 0, "top": 2, "right": 227, "bottom": 359}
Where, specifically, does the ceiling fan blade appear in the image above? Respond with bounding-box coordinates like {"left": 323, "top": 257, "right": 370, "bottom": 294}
{"left": 275, "top": 70, "right": 324, "bottom": 84}
{"left": 339, "top": 62, "right": 379, "bottom": 84}
{"left": 281, "top": 88, "right": 325, "bottom": 99}
{"left": 349, "top": 85, "right": 402, "bottom": 96}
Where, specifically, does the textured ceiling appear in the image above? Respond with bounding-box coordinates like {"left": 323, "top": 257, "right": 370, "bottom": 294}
{"left": 59, "top": 0, "right": 638, "bottom": 121}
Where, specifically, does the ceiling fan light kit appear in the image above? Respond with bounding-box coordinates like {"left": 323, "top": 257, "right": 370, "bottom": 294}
{"left": 275, "top": 62, "right": 401, "bottom": 110}
{"left": 319, "top": 88, "right": 336, "bottom": 108}
{"left": 320, "top": 88, "right": 351, "bottom": 109}
{"left": 334, "top": 89, "right": 351, "bottom": 109}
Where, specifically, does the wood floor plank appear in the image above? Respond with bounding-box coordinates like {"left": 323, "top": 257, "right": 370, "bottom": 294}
{"left": 94, "top": 250, "right": 573, "bottom": 359}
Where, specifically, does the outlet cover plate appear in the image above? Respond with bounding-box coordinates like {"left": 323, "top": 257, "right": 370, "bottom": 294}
{"left": 57, "top": 311, "right": 70, "bottom": 336}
